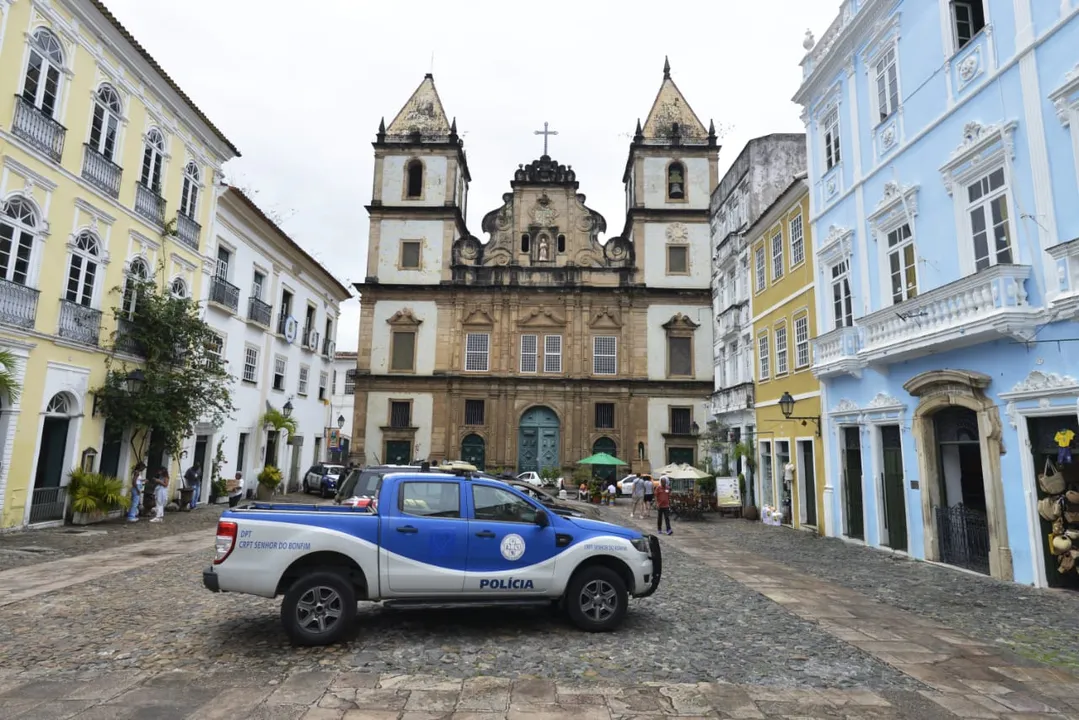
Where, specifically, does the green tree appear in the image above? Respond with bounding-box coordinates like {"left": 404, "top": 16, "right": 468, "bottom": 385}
{"left": 0, "top": 349, "right": 22, "bottom": 404}
{"left": 261, "top": 405, "right": 298, "bottom": 436}
{"left": 94, "top": 276, "right": 234, "bottom": 464}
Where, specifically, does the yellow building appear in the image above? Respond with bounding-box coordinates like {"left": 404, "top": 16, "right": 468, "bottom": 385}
{"left": 0, "top": 0, "right": 239, "bottom": 528}
{"left": 748, "top": 174, "right": 825, "bottom": 534}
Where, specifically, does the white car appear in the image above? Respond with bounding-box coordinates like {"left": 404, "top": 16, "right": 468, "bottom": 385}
{"left": 516, "top": 471, "right": 544, "bottom": 487}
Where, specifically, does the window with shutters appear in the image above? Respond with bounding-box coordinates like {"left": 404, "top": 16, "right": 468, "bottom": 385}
{"left": 243, "top": 346, "right": 258, "bottom": 383}
{"left": 771, "top": 231, "right": 784, "bottom": 281}
{"left": 794, "top": 315, "right": 810, "bottom": 369}
{"left": 887, "top": 223, "right": 919, "bottom": 303}
{"left": 273, "top": 356, "right": 286, "bottom": 391}
{"left": 593, "top": 336, "right": 617, "bottom": 375}
{"left": 951, "top": 1, "right": 986, "bottom": 51}
{"left": 823, "top": 108, "right": 841, "bottom": 171}
{"left": 88, "top": 84, "right": 122, "bottom": 161}
{"left": 464, "top": 399, "right": 485, "bottom": 426}
{"left": 544, "top": 335, "right": 562, "bottom": 373}
{"left": 389, "top": 401, "right": 412, "bottom": 428}
{"left": 21, "top": 28, "right": 64, "bottom": 118}
{"left": 0, "top": 197, "right": 37, "bottom": 288}
{"left": 595, "top": 403, "right": 615, "bottom": 429}
{"left": 318, "top": 371, "right": 328, "bottom": 400}
{"left": 65, "top": 230, "right": 100, "bottom": 307}
{"left": 775, "top": 323, "right": 789, "bottom": 376}
{"left": 758, "top": 331, "right": 770, "bottom": 381}
{"left": 755, "top": 245, "right": 766, "bottom": 292}
{"left": 140, "top": 128, "right": 165, "bottom": 193}
{"left": 465, "top": 333, "right": 490, "bottom": 372}
{"left": 669, "top": 407, "right": 692, "bottom": 435}
{"left": 875, "top": 46, "right": 899, "bottom": 122}
{"left": 390, "top": 331, "right": 416, "bottom": 372}
{"left": 520, "top": 334, "right": 537, "bottom": 373}
{"left": 344, "top": 369, "right": 356, "bottom": 394}
{"left": 789, "top": 213, "right": 805, "bottom": 268}
{"left": 831, "top": 260, "right": 854, "bottom": 329}
{"left": 298, "top": 365, "right": 310, "bottom": 396}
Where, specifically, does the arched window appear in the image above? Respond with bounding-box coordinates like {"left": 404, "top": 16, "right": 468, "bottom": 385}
{"left": 667, "top": 162, "right": 686, "bottom": 200}
{"left": 65, "top": 230, "right": 101, "bottom": 307}
{"left": 520, "top": 233, "right": 530, "bottom": 253}
{"left": 122, "top": 257, "right": 150, "bottom": 315}
{"left": 557, "top": 234, "right": 566, "bottom": 253}
{"left": 140, "top": 128, "right": 165, "bottom": 192}
{"left": 180, "top": 161, "right": 200, "bottom": 217}
{"left": 170, "top": 276, "right": 188, "bottom": 299}
{"left": 0, "top": 197, "right": 38, "bottom": 286}
{"left": 89, "top": 84, "right": 122, "bottom": 160}
{"left": 21, "top": 28, "right": 64, "bottom": 116}
{"left": 45, "top": 393, "right": 71, "bottom": 415}
{"left": 405, "top": 159, "right": 423, "bottom": 199}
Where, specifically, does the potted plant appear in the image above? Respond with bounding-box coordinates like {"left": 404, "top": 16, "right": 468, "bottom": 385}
{"left": 587, "top": 476, "right": 605, "bottom": 504}
{"left": 257, "top": 465, "right": 282, "bottom": 501}
{"left": 70, "top": 472, "right": 131, "bottom": 525}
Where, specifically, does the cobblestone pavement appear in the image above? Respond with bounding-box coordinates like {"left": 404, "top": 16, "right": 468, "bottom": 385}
{"left": 634, "top": 508, "right": 1079, "bottom": 671}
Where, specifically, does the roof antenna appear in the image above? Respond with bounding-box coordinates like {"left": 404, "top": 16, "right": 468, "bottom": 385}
{"left": 429, "top": 51, "right": 435, "bottom": 77}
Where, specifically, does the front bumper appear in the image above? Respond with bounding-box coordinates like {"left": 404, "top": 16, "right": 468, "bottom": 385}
{"left": 634, "top": 535, "right": 663, "bottom": 598}
{"left": 203, "top": 565, "right": 220, "bottom": 592}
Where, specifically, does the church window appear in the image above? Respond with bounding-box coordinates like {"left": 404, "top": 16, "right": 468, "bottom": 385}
{"left": 557, "top": 234, "right": 566, "bottom": 253}
{"left": 667, "top": 162, "right": 686, "bottom": 200}
{"left": 544, "top": 335, "right": 562, "bottom": 374}
{"left": 399, "top": 240, "right": 421, "bottom": 270}
{"left": 520, "top": 233, "right": 531, "bottom": 253}
{"left": 389, "top": 401, "right": 412, "bottom": 428}
{"left": 669, "top": 407, "right": 692, "bottom": 435}
{"left": 595, "top": 403, "right": 615, "bottom": 429}
{"left": 405, "top": 159, "right": 424, "bottom": 199}
{"left": 464, "top": 399, "right": 485, "bottom": 425}
{"left": 593, "top": 336, "right": 617, "bottom": 375}
{"left": 667, "top": 336, "right": 692, "bottom": 377}
{"left": 520, "top": 334, "right": 537, "bottom": 373}
{"left": 667, "top": 245, "right": 688, "bottom": 275}
{"left": 465, "top": 332, "right": 490, "bottom": 372}
{"left": 390, "top": 330, "right": 416, "bottom": 372}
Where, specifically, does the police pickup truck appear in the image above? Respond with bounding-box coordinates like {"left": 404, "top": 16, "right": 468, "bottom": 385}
{"left": 203, "top": 470, "right": 662, "bottom": 646}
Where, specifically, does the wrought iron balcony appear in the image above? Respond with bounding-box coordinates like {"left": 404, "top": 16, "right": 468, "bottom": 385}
{"left": 247, "top": 296, "right": 272, "bottom": 326}
{"left": 208, "top": 275, "right": 240, "bottom": 312}
{"left": 81, "top": 144, "right": 122, "bottom": 198}
{"left": 711, "top": 382, "right": 755, "bottom": 416}
{"left": 0, "top": 278, "right": 39, "bottom": 329}
{"left": 134, "top": 182, "right": 166, "bottom": 226}
{"left": 175, "top": 211, "right": 201, "bottom": 250}
{"left": 57, "top": 299, "right": 102, "bottom": 346}
{"left": 12, "top": 95, "right": 65, "bottom": 163}
{"left": 322, "top": 337, "right": 336, "bottom": 359}
{"left": 114, "top": 316, "right": 144, "bottom": 356}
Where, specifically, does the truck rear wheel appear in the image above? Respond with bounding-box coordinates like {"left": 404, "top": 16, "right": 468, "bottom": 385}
{"left": 281, "top": 571, "right": 356, "bottom": 646}
{"left": 565, "top": 566, "right": 627, "bottom": 632}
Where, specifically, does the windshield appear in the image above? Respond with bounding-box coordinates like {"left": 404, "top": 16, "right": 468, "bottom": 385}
{"left": 336, "top": 468, "right": 395, "bottom": 502}
{"left": 323, "top": 465, "right": 344, "bottom": 475}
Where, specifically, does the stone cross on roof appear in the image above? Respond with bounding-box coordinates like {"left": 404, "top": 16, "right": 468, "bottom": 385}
{"left": 534, "top": 121, "right": 558, "bottom": 156}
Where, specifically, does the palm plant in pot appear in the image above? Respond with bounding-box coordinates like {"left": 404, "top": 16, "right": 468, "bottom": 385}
{"left": 257, "top": 465, "right": 283, "bottom": 501}
{"left": 70, "top": 470, "right": 131, "bottom": 525}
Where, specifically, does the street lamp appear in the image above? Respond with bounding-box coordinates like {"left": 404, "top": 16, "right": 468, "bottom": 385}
{"left": 778, "top": 391, "right": 821, "bottom": 436}
{"left": 124, "top": 369, "right": 146, "bottom": 394}
{"left": 337, "top": 414, "right": 346, "bottom": 429}
{"left": 282, "top": 399, "right": 294, "bottom": 419}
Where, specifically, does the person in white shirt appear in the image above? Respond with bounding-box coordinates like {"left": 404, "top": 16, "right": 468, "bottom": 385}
{"left": 630, "top": 475, "right": 645, "bottom": 518}
{"left": 605, "top": 482, "right": 617, "bottom": 505}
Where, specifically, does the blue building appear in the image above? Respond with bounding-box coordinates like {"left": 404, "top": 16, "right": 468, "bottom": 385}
{"left": 793, "top": 0, "right": 1079, "bottom": 588}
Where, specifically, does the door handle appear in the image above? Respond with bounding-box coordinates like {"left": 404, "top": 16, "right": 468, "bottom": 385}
{"left": 475, "top": 530, "right": 496, "bottom": 538}
{"left": 396, "top": 525, "right": 418, "bottom": 534}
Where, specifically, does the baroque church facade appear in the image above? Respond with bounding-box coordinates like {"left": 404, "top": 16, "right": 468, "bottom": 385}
{"left": 351, "top": 63, "right": 716, "bottom": 476}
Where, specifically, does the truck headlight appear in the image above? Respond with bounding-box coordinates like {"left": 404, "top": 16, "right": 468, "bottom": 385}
{"left": 630, "top": 538, "right": 649, "bottom": 554}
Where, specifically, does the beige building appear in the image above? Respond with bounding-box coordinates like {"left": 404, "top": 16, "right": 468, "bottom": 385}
{"left": 352, "top": 65, "right": 716, "bottom": 476}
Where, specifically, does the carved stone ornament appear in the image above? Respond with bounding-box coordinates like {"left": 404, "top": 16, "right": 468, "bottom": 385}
{"left": 958, "top": 52, "right": 979, "bottom": 82}
{"left": 832, "top": 398, "right": 861, "bottom": 415}
{"left": 1008, "top": 369, "right": 1079, "bottom": 395}
{"left": 461, "top": 308, "right": 494, "bottom": 326}
{"left": 665, "top": 222, "right": 689, "bottom": 243}
{"left": 518, "top": 308, "right": 567, "bottom": 328}
{"left": 867, "top": 392, "right": 902, "bottom": 409}
{"left": 881, "top": 124, "right": 896, "bottom": 149}
{"left": 530, "top": 193, "right": 558, "bottom": 227}
{"left": 589, "top": 307, "right": 622, "bottom": 329}
{"left": 386, "top": 308, "right": 423, "bottom": 326}
{"left": 661, "top": 312, "right": 700, "bottom": 332}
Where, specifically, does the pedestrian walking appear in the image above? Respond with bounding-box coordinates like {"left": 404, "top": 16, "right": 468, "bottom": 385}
{"left": 183, "top": 463, "right": 202, "bottom": 509}
{"left": 655, "top": 476, "right": 673, "bottom": 535}
{"left": 643, "top": 475, "right": 655, "bottom": 518}
{"left": 150, "top": 469, "right": 169, "bottom": 523}
{"left": 126, "top": 462, "right": 147, "bottom": 522}
{"left": 227, "top": 471, "right": 244, "bottom": 508}
{"left": 630, "top": 474, "right": 644, "bottom": 518}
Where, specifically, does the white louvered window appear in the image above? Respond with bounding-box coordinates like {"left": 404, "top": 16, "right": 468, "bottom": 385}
{"left": 593, "top": 336, "right": 617, "bottom": 375}
{"left": 795, "top": 315, "right": 810, "bottom": 369}
{"left": 755, "top": 246, "right": 766, "bottom": 292}
{"left": 520, "top": 334, "right": 537, "bottom": 373}
{"left": 298, "top": 366, "right": 309, "bottom": 396}
{"left": 789, "top": 214, "right": 805, "bottom": 267}
{"left": 775, "top": 324, "right": 789, "bottom": 376}
{"left": 544, "top": 335, "right": 562, "bottom": 374}
{"left": 465, "top": 333, "right": 489, "bottom": 372}
{"left": 771, "top": 231, "right": 784, "bottom": 281}
{"left": 243, "top": 346, "right": 258, "bottom": 383}
{"left": 758, "top": 332, "right": 770, "bottom": 381}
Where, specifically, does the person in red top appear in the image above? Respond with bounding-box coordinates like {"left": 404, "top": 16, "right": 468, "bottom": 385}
{"left": 655, "top": 476, "right": 672, "bottom": 535}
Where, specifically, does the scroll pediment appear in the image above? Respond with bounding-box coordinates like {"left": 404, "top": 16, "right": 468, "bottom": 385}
{"left": 661, "top": 312, "right": 700, "bottom": 333}
{"left": 462, "top": 308, "right": 494, "bottom": 326}
{"left": 518, "top": 308, "right": 567, "bottom": 328}
{"left": 589, "top": 308, "right": 622, "bottom": 329}
{"left": 386, "top": 308, "right": 423, "bottom": 327}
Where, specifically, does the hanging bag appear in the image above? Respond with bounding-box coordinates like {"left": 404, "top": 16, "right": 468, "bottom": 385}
{"left": 1039, "top": 496, "right": 1062, "bottom": 522}
{"left": 1040, "top": 459, "right": 1066, "bottom": 495}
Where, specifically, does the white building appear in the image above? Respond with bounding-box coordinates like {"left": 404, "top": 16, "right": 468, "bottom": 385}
{"left": 198, "top": 187, "right": 351, "bottom": 497}
{"left": 329, "top": 350, "right": 357, "bottom": 464}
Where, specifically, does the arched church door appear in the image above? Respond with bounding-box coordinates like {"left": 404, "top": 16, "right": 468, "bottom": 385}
{"left": 591, "top": 437, "right": 617, "bottom": 484}
{"left": 517, "top": 406, "right": 559, "bottom": 474}
{"left": 461, "top": 434, "right": 486, "bottom": 470}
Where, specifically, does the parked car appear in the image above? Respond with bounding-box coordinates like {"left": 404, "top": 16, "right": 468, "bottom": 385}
{"left": 302, "top": 464, "right": 345, "bottom": 498}
{"left": 516, "top": 471, "right": 544, "bottom": 487}
{"left": 618, "top": 474, "right": 654, "bottom": 496}
{"left": 504, "top": 480, "right": 603, "bottom": 520}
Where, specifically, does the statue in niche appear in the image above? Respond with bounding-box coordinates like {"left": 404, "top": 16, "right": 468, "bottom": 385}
{"left": 538, "top": 236, "right": 550, "bottom": 261}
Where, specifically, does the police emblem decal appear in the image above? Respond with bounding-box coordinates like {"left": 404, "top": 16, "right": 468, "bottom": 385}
{"left": 500, "top": 533, "right": 526, "bottom": 561}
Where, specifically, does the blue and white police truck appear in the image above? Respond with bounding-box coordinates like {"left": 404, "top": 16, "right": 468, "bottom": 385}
{"left": 203, "top": 470, "right": 662, "bottom": 645}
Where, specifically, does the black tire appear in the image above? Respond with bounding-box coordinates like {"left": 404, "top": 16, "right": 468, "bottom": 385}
{"left": 281, "top": 571, "right": 356, "bottom": 646}
{"left": 565, "top": 565, "right": 627, "bottom": 632}
{"left": 302, "top": 479, "right": 309, "bottom": 494}
{"left": 320, "top": 485, "right": 331, "bottom": 499}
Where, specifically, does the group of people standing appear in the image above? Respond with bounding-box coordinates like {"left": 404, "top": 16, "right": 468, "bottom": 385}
{"left": 124, "top": 462, "right": 247, "bottom": 523}
{"left": 629, "top": 474, "right": 673, "bottom": 536}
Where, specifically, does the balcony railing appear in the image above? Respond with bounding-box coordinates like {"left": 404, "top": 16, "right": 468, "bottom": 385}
{"left": 114, "top": 316, "right": 144, "bottom": 356}
{"left": 322, "top": 337, "right": 335, "bottom": 359}
{"left": 717, "top": 302, "right": 750, "bottom": 338}
{"left": 175, "top": 211, "right": 201, "bottom": 250}
{"left": 711, "top": 382, "right": 755, "bottom": 416}
{"left": 811, "top": 325, "right": 863, "bottom": 378}
{"left": 12, "top": 95, "right": 65, "bottom": 163}
{"left": 134, "top": 182, "right": 166, "bottom": 226}
{"left": 57, "top": 299, "right": 102, "bottom": 346}
{"left": 0, "top": 278, "right": 39, "bottom": 329}
{"left": 247, "top": 296, "right": 272, "bottom": 326}
{"left": 209, "top": 276, "right": 240, "bottom": 312}
{"left": 81, "top": 144, "right": 122, "bottom": 198}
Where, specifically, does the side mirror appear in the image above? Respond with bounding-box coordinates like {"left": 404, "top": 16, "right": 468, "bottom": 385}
{"left": 535, "top": 509, "right": 550, "bottom": 528}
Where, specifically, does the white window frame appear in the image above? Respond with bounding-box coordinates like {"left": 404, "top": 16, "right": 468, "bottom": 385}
{"left": 951, "top": 0, "right": 987, "bottom": 52}
{"left": 830, "top": 259, "right": 854, "bottom": 329}
{"left": 251, "top": 269, "right": 265, "bottom": 300}
{"left": 65, "top": 230, "right": 101, "bottom": 307}
{"left": 775, "top": 323, "right": 789, "bottom": 376}
{"left": 593, "top": 336, "right": 617, "bottom": 375}
{"left": 519, "top": 334, "right": 537, "bottom": 373}
{"left": 754, "top": 245, "right": 766, "bottom": 292}
{"left": 794, "top": 315, "right": 810, "bottom": 369}
{"left": 298, "top": 365, "right": 310, "bottom": 396}
{"left": 215, "top": 245, "right": 231, "bottom": 280}
{"left": 965, "top": 167, "right": 1014, "bottom": 272}
{"left": 822, "top": 108, "right": 841, "bottom": 171}
{"left": 544, "top": 334, "right": 562, "bottom": 374}
{"left": 140, "top": 128, "right": 166, "bottom": 192}
{"left": 207, "top": 331, "right": 225, "bottom": 362}
{"left": 21, "top": 28, "right": 65, "bottom": 118}
{"left": 180, "top": 161, "right": 201, "bottom": 218}
{"left": 243, "top": 345, "right": 259, "bottom": 383}
{"left": 0, "top": 197, "right": 37, "bottom": 286}
{"left": 88, "top": 84, "right": 123, "bottom": 161}
{"left": 771, "top": 231, "right": 784, "bottom": 281}
{"left": 789, "top": 213, "right": 805, "bottom": 268}
{"left": 465, "top": 332, "right": 490, "bottom": 372}
{"left": 874, "top": 47, "right": 899, "bottom": 124}
{"left": 886, "top": 223, "right": 919, "bottom": 304}
{"left": 169, "top": 276, "right": 188, "bottom": 299}
{"left": 319, "top": 371, "right": 328, "bottom": 399}
{"left": 757, "top": 331, "right": 770, "bottom": 381}
{"left": 273, "top": 355, "right": 287, "bottom": 391}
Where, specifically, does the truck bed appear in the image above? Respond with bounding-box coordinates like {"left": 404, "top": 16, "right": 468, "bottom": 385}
{"left": 237, "top": 502, "right": 373, "bottom": 514}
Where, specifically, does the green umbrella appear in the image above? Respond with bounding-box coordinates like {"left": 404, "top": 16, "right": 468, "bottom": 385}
{"left": 577, "top": 452, "right": 628, "bottom": 466}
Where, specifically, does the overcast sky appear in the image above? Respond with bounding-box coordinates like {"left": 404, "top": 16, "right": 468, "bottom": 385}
{"left": 104, "top": 0, "right": 839, "bottom": 351}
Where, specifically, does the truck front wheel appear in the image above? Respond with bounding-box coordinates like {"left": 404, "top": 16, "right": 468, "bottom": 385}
{"left": 565, "top": 566, "right": 627, "bottom": 632}
{"left": 281, "top": 571, "right": 356, "bottom": 646}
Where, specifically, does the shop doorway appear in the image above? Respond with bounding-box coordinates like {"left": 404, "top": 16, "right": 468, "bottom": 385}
{"left": 841, "top": 427, "right": 864, "bottom": 540}
{"left": 797, "top": 439, "right": 817, "bottom": 527}
{"left": 933, "top": 406, "right": 989, "bottom": 574}
{"left": 1028, "top": 415, "right": 1079, "bottom": 590}
{"left": 879, "top": 425, "right": 907, "bottom": 552}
